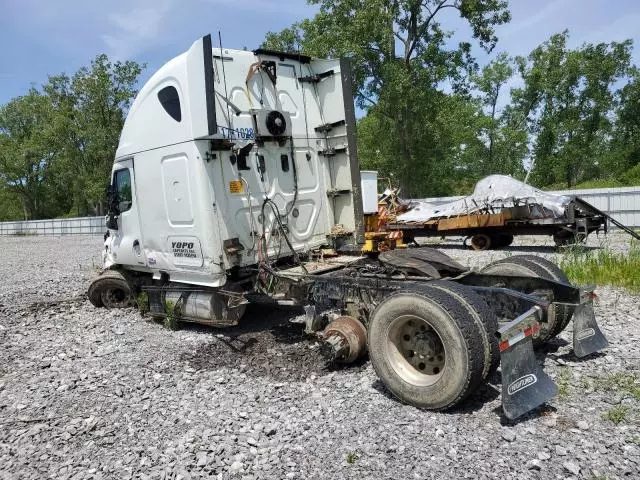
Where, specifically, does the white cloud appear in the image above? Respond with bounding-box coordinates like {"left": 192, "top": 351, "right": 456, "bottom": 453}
{"left": 101, "top": 0, "right": 174, "bottom": 60}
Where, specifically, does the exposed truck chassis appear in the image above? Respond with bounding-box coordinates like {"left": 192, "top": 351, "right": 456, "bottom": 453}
{"left": 89, "top": 248, "right": 608, "bottom": 420}
{"left": 87, "top": 36, "right": 609, "bottom": 421}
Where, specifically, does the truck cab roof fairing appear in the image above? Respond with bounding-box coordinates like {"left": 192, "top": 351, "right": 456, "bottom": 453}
{"left": 115, "top": 35, "right": 217, "bottom": 159}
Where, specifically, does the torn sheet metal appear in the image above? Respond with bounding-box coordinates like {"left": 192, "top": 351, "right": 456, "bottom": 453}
{"left": 396, "top": 175, "right": 572, "bottom": 223}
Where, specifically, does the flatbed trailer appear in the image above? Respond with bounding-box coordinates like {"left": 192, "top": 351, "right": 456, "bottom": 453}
{"left": 387, "top": 197, "right": 608, "bottom": 250}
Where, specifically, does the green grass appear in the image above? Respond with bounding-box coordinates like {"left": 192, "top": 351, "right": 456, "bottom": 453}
{"left": 557, "top": 367, "right": 571, "bottom": 397}
{"left": 600, "top": 373, "right": 640, "bottom": 400}
{"left": 137, "top": 291, "right": 149, "bottom": 316}
{"left": 595, "top": 374, "right": 638, "bottom": 425}
{"left": 346, "top": 450, "right": 360, "bottom": 464}
{"left": 602, "top": 405, "right": 629, "bottom": 424}
{"left": 591, "top": 474, "right": 612, "bottom": 480}
{"left": 559, "top": 241, "right": 640, "bottom": 292}
{"left": 163, "top": 300, "right": 180, "bottom": 330}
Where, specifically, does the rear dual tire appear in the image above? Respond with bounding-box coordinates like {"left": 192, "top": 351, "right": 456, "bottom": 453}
{"left": 368, "top": 282, "right": 498, "bottom": 410}
{"left": 480, "top": 255, "right": 574, "bottom": 344}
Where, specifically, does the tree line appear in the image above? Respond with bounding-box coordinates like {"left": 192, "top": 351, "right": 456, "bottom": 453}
{"left": 0, "top": 56, "right": 142, "bottom": 220}
{"left": 2, "top": 0, "right": 640, "bottom": 221}
{"left": 264, "top": 0, "right": 640, "bottom": 197}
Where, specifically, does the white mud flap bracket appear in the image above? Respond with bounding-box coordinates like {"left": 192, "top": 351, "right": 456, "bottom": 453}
{"left": 572, "top": 287, "right": 608, "bottom": 358}
{"left": 498, "top": 307, "right": 558, "bottom": 420}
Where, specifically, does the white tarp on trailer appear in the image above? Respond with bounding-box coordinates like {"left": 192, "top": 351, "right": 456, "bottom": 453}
{"left": 396, "top": 175, "right": 572, "bottom": 223}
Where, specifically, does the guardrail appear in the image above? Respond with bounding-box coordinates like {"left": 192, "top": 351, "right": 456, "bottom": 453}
{"left": 0, "top": 216, "right": 105, "bottom": 236}
{"left": 414, "top": 185, "right": 640, "bottom": 228}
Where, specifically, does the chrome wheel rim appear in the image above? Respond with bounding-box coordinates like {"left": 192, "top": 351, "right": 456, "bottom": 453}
{"left": 386, "top": 314, "right": 446, "bottom": 386}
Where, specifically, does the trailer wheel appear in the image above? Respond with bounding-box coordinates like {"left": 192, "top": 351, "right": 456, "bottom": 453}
{"left": 480, "top": 255, "right": 574, "bottom": 343}
{"left": 368, "top": 284, "right": 486, "bottom": 410}
{"left": 491, "top": 234, "right": 514, "bottom": 248}
{"left": 470, "top": 234, "right": 492, "bottom": 251}
{"left": 87, "top": 270, "right": 135, "bottom": 309}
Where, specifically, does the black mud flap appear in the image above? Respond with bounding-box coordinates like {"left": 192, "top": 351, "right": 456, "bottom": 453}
{"left": 572, "top": 289, "right": 608, "bottom": 358}
{"left": 499, "top": 307, "right": 558, "bottom": 420}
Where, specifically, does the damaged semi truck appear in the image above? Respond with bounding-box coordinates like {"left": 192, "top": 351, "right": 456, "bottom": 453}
{"left": 88, "top": 35, "right": 608, "bottom": 419}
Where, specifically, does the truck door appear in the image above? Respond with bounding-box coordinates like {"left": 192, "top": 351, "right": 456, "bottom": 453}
{"left": 111, "top": 159, "right": 146, "bottom": 267}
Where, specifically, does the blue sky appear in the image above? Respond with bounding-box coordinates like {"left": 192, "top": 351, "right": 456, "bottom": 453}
{"left": 1, "top": 0, "right": 640, "bottom": 106}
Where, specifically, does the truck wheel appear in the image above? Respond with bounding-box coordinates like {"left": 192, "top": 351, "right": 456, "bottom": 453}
{"left": 480, "top": 255, "right": 574, "bottom": 343}
{"left": 491, "top": 234, "right": 514, "bottom": 248}
{"left": 88, "top": 270, "right": 135, "bottom": 309}
{"left": 368, "top": 284, "right": 486, "bottom": 410}
{"left": 428, "top": 281, "right": 500, "bottom": 380}
{"left": 470, "top": 234, "right": 492, "bottom": 251}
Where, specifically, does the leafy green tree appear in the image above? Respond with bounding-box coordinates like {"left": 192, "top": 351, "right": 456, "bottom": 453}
{"left": 469, "top": 52, "right": 526, "bottom": 178}
{"left": 514, "top": 32, "right": 632, "bottom": 187}
{"left": 44, "top": 55, "right": 143, "bottom": 216}
{"left": 608, "top": 70, "right": 640, "bottom": 179}
{"left": 264, "top": 0, "right": 511, "bottom": 196}
{"left": 0, "top": 90, "right": 60, "bottom": 219}
{"left": 0, "top": 187, "right": 23, "bottom": 221}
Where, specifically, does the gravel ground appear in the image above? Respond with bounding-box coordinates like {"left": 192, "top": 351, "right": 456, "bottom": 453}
{"left": 0, "top": 233, "right": 639, "bottom": 479}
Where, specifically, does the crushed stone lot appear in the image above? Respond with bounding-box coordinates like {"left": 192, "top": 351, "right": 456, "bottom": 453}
{"left": 0, "top": 234, "right": 639, "bottom": 479}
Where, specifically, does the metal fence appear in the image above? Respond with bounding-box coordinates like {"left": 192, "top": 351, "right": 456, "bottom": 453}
{"left": 0, "top": 216, "right": 105, "bottom": 236}
{"left": 1, "top": 185, "right": 639, "bottom": 235}
{"left": 415, "top": 186, "right": 640, "bottom": 228}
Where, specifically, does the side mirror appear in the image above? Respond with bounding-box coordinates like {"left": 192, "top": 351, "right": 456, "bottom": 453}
{"left": 106, "top": 184, "right": 120, "bottom": 215}
{"left": 106, "top": 214, "right": 119, "bottom": 230}
{"left": 105, "top": 183, "right": 120, "bottom": 230}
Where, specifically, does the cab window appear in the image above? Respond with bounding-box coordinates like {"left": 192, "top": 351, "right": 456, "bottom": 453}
{"left": 114, "top": 169, "right": 132, "bottom": 213}
{"left": 158, "top": 86, "right": 181, "bottom": 122}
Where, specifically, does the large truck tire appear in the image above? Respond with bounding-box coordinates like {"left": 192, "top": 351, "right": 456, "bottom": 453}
{"left": 428, "top": 281, "right": 500, "bottom": 380}
{"left": 480, "top": 255, "right": 574, "bottom": 344}
{"left": 88, "top": 270, "right": 136, "bottom": 309}
{"left": 367, "top": 284, "right": 486, "bottom": 410}
{"left": 470, "top": 234, "right": 492, "bottom": 251}
{"left": 491, "top": 234, "right": 514, "bottom": 248}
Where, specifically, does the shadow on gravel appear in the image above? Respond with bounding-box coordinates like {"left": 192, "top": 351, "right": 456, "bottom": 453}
{"left": 535, "top": 337, "right": 570, "bottom": 354}
{"left": 180, "top": 304, "right": 369, "bottom": 382}
{"left": 533, "top": 337, "right": 607, "bottom": 363}
{"left": 493, "top": 404, "right": 558, "bottom": 426}
{"left": 554, "top": 350, "right": 608, "bottom": 363}
{"left": 371, "top": 378, "right": 501, "bottom": 415}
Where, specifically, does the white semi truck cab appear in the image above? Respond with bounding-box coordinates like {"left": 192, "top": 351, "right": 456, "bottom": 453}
{"left": 89, "top": 35, "right": 608, "bottom": 420}
{"left": 102, "top": 34, "right": 363, "bottom": 287}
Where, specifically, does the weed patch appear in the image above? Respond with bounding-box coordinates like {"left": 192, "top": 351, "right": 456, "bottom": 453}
{"left": 137, "top": 291, "right": 149, "bottom": 315}
{"left": 600, "top": 373, "right": 640, "bottom": 400}
{"left": 346, "top": 450, "right": 360, "bottom": 464}
{"left": 164, "top": 300, "right": 180, "bottom": 330}
{"left": 602, "top": 405, "right": 629, "bottom": 424}
{"left": 557, "top": 367, "right": 571, "bottom": 397}
{"left": 559, "top": 241, "right": 640, "bottom": 292}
